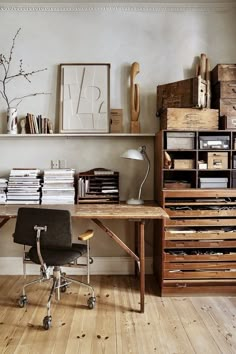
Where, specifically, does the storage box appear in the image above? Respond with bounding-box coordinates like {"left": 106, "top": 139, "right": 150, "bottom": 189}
{"left": 212, "top": 98, "right": 236, "bottom": 118}
{"left": 164, "top": 181, "right": 191, "bottom": 189}
{"left": 219, "top": 116, "right": 236, "bottom": 130}
{"left": 207, "top": 152, "right": 228, "bottom": 169}
{"left": 173, "top": 159, "right": 194, "bottom": 169}
{"left": 166, "top": 132, "right": 195, "bottom": 149}
{"left": 161, "top": 108, "right": 219, "bottom": 130}
{"left": 110, "top": 109, "right": 123, "bottom": 133}
{"left": 156, "top": 76, "right": 207, "bottom": 115}
{"left": 212, "top": 81, "right": 236, "bottom": 100}
{"left": 199, "top": 136, "right": 230, "bottom": 149}
{"left": 211, "top": 64, "right": 236, "bottom": 85}
{"left": 199, "top": 177, "right": 228, "bottom": 189}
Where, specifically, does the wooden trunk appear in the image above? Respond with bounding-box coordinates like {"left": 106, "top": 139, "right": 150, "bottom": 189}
{"left": 160, "top": 108, "right": 219, "bottom": 130}
{"left": 156, "top": 76, "right": 207, "bottom": 115}
{"left": 211, "top": 64, "right": 236, "bottom": 85}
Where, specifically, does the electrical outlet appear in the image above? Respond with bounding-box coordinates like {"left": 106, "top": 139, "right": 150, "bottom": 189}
{"left": 59, "top": 159, "right": 67, "bottom": 168}
{"left": 51, "top": 160, "right": 60, "bottom": 169}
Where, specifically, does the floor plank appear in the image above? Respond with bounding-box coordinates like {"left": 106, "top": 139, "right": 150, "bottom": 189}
{"left": 0, "top": 275, "right": 235, "bottom": 354}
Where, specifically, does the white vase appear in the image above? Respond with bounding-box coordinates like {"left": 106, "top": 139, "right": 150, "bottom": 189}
{"left": 7, "top": 108, "right": 18, "bottom": 134}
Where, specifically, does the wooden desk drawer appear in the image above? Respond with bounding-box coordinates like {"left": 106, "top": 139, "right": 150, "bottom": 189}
{"left": 164, "top": 252, "right": 236, "bottom": 262}
{"left": 165, "top": 218, "right": 236, "bottom": 227}
{"left": 164, "top": 239, "right": 236, "bottom": 248}
{"left": 165, "top": 231, "right": 236, "bottom": 240}
{"left": 161, "top": 279, "right": 236, "bottom": 296}
{"left": 166, "top": 209, "right": 236, "bottom": 218}
{"left": 164, "top": 269, "right": 236, "bottom": 279}
{"left": 164, "top": 261, "right": 236, "bottom": 279}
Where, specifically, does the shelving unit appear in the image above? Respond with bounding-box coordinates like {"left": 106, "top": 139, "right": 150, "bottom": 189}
{"left": 154, "top": 129, "right": 236, "bottom": 296}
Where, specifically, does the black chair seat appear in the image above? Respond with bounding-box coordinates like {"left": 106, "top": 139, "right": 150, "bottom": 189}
{"left": 28, "top": 243, "right": 87, "bottom": 266}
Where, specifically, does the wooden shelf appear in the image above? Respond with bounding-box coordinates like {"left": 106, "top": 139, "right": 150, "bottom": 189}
{"left": 0, "top": 133, "right": 155, "bottom": 138}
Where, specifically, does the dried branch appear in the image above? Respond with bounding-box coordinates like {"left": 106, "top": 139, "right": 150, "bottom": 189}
{"left": 0, "top": 28, "right": 49, "bottom": 109}
{"left": 9, "top": 92, "right": 50, "bottom": 108}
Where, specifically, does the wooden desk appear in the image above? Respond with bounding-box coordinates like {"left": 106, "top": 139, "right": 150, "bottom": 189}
{"left": 0, "top": 203, "right": 168, "bottom": 313}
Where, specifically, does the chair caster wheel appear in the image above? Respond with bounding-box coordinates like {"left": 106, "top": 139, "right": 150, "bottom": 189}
{"left": 87, "top": 296, "right": 96, "bottom": 309}
{"left": 61, "top": 280, "right": 68, "bottom": 293}
{"left": 18, "top": 295, "right": 27, "bottom": 308}
{"left": 43, "top": 316, "right": 52, "bottom": 330}
{"left": 61, "top": 285, "right": 67, "bottom": 293}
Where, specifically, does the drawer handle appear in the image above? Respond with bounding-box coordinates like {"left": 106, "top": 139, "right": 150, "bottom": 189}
{"left": 232, "top": 88, "right": 236, "bottom": 93}
{"left": 176, "top": 283, "right": 187, "bottom": 288}
{"left": 233, "top": 106, "right": 236, "bottom": 111}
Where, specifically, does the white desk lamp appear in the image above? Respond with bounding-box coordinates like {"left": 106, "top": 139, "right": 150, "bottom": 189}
{"left": 121, "top": 145, "right": 150, "bottom": 205}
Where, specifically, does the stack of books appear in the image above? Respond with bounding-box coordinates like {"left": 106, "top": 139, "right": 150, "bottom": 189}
{"left": 6, "top": 168, "right": 42, "bottom": 204}
{"left": 41, "top": 169, "right": 75, "bottom": 204}
{"left": 0, "top": 178, "right": 8, "bottom": 204}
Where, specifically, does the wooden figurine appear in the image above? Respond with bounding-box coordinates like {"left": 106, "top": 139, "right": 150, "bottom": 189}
{"left": 130, "top": 62, "right": 140, "bottom": 133}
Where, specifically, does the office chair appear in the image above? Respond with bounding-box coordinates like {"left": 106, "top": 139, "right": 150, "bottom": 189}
{"left": 13, "top": 207, "right": 96, "bottom": 330}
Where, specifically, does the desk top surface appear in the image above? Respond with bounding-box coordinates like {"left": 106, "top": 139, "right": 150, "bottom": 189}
{"left": 0, "top": 202, "right": 168, "bottom": 220}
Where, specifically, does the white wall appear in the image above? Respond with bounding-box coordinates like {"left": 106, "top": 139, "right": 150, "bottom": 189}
{"left": 0, "top": 2, "right": 235, "bottom": 272}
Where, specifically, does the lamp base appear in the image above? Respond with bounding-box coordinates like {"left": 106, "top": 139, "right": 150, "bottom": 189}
{"left": 126, "top": 198, "right": 144, "bottom": 205}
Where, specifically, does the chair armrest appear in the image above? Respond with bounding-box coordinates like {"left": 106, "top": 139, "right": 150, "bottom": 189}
{"left": 78, "top": 229, "right": 94, "bottom": 241}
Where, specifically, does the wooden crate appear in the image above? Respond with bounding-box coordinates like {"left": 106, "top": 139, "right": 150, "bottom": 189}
{"left": 161, "top": 108, "right": 219, "bottom": 130}
{"left": 219, "top": 116, "right": 236, "bottom": 130}
{"left": 156, "top": 76, "right": 207, "bottom": 115}
{"left": 212, "top": 98, "right": 236, "bottom": 118}
{"left": 173, "top": 159, "right": 194, "bottom": 169}
{"left": 211, "top": 64, "right": 236, "bottom": 85}
{"left": 207, "top": 152, "right": 228, "bottom": 169}
{"left": 212, "top": 81, "right": 236, "bottom": 100}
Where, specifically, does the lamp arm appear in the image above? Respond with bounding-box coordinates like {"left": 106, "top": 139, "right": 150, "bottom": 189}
{"left": 138, "top": 150, "right": 150, "bottom": 200}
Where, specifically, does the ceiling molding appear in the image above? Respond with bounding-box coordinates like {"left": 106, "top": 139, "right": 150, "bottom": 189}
{"left": 0, "top": 2, "right": 235, "bottom": 13}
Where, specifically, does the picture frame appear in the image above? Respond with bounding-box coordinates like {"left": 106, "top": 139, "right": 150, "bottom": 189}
{"left": 59, "top": 63, "right": 110, "bottom": 133}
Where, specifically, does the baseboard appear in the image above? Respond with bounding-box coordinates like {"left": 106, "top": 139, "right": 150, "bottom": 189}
{"left": 0, "top": 256, "right": 153, "bottom": 275}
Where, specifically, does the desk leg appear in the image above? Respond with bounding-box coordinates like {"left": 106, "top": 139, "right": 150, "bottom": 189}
{"left": 0, "top": 218, "right": 10, "bottom": 229}
{"left": 134, "top": 222, "right": 139, "bottom": 277}
{"left": 139, "top": 220, "right": 145, "bottom": 313}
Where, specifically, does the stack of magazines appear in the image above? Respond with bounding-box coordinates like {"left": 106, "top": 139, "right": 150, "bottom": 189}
{"left": 41, "top": 169, "right": 75, "bottom": 204}
{"left": 6, "top": 168, "right": 42, "bottom": 204}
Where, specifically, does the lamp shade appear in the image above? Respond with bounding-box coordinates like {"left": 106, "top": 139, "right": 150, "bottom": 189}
{"left": 120, "top": 149, "right": 144, "bottom": 161}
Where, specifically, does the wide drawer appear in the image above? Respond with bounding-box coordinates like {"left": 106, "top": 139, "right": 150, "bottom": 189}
{"left": 164, "top": 269, "right": 236, "bottom": 279}
{"left": 164, "top": 252, "right": 236, "bottom": 262}
{"left": 213, "top": 98, "right": 236, "bottom": 117}
{"left": 166, "top": 208, "right": 236, "bottom": 218}
{"left": 212, "top": 81, "right": 236, "bottom": 99}
{"left": 164, "top": 239, "right": 236, "bottom": 248}
{"left": 165, "top": 218, "right": 236, "bottom": 227}
{"left": 165, "top": 231, "right": 236, "bottom": 240}
{"left": 161, "top": 279, "right": 236, "bottom": 296}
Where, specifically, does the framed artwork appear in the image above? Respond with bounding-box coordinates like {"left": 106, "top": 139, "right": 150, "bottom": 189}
{"left": 59, "top": 63, "right": 110, "bottom": 133}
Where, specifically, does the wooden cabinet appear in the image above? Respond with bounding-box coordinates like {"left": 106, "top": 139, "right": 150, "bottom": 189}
{"left": 154, "top": 130, "right": 236, "bottom": 296}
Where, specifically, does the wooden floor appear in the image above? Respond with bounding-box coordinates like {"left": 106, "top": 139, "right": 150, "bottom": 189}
{"left": 0, "top": 275, "right": 235, "bottom": 354}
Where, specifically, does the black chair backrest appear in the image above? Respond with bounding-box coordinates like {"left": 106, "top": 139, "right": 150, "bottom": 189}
{"left": 13, "top": 208, "right": 72, "bottom": 249}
